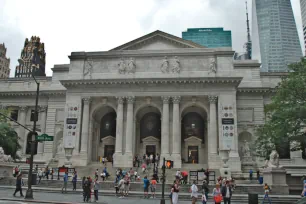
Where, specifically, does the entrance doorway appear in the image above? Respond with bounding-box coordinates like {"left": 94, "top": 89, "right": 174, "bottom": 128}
{"left": 188, "top": 146, "right": 199, "bottom": 163}
{"left": 146, "top": 145, "right": 156, "bottom": 156}
{"left": 104, "top": 145, "right": 115, "bottom": 162}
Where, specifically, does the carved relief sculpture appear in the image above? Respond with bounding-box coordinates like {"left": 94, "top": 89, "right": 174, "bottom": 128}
{"left": 118, "top": 58, "right": 126, "bottom": 74}
{"left": 56, "top": 138, "right": 63, "bottom": 154}
{"left": 127, "top": 58, "right": 136, "bottom": 74}
{"left": 171, "top": 56, "right": 181, "bottom": 73}
{"left": 160, "top": 56, "right": 169, "bottom": 73}
{"left": 209, "top": 58, "right": 217, "bottom": 74}
{"left": 84, "top": 58, "right": 94, "bottom": 79}
{"left": 241, "top": 140, "right": 251, "bottom": 157}
{"left": 264, "top": 150, "right": 280, "bottom": 168}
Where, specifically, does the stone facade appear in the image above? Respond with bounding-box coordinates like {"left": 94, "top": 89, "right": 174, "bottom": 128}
{"left": 0, "top": 31, "right": 289, "bottom": 170}
{"left": 0, "top": 43, "right": 10, "bottom": 78}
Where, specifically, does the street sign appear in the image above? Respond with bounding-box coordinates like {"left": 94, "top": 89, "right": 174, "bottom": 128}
{"left": 36, "top": 134, "right": 54, "bottom": 142}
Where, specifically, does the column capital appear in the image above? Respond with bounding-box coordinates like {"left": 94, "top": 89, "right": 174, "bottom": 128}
{"left": 82, "top": 97, "right": 91, "bottom": 104}
{"left": 0, "top": 104, "right": 7, "bottom": 110}
{"left": 161, "top": 96, "right": 171, "bottom": 104}
{"left": 19, "top": 106, "right": 28, "bottom": 111}
{"left": 172, "top": 96, "right": 181, "bottom": 104}
{"left": 126, "top": 96, "right": 135, "bottom": 104}
{"left": 208, "top": 95, "right": 218, "bottom": 103}
{"left": 116, "top": 96, "right": 125, "bottom": 104}
{"left": 39, "top": 105, "right": 48, "bottom": 112}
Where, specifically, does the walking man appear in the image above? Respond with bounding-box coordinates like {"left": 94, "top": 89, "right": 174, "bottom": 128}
{"left": 62, "top": 171, "right": 68, "bottom": 193}
{"left": 93, "top": 178, "right": 99, "bottom": 202}
{"left": 72, "top": 171, "right": 77, "bottom": 191}
{"left": 13, "top": 173, "right": 24, "bottom": 197}
{"left": 221, "top": 180, "right": 232, "bottom": 204}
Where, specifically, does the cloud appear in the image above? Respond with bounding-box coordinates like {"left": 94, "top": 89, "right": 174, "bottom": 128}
{"left": 0, "top": 0, "right": 304, "bottom": 77}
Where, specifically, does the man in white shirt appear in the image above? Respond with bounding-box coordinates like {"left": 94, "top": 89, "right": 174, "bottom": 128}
{"left": 190, "top": 180, "right": 198, "bottom": 204}
{"left": 221, "top": 180, "right": 232, "bottom": 204}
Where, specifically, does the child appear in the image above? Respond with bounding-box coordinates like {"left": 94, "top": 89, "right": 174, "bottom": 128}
{"left": 202, "top": 190, "right": 207, "bottom": 204}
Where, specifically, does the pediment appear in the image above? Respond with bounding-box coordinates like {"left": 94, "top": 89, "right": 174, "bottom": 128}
{"left": 142, "top": 136, "right": 160, "bottom": 142}
{"left": 184, "top": 136, "right": 202, "bottom": 142}
{"left": 101, "top": 135, "right": 115, "bottom": 142}
{"left": 111, "top": 30, "right": 205, "bottom": 51}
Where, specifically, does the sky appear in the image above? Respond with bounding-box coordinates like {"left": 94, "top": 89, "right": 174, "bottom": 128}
{"left": 0, "top": 0, "right": 304, "bottom": 77}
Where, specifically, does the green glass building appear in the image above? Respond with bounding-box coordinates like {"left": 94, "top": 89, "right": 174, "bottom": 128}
{"left": 182, "top": 28, "right": 232, "bottom": 48}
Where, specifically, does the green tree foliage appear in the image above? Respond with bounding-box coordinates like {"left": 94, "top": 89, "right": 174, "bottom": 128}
{"left": 255, "top": 58, "right": 306, "bottom": 158}
{"left": 0, "top": 108, "right": 21, "bottom": 159}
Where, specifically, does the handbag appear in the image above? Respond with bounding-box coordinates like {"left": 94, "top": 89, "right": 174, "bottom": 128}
{"left": 214, "top": 195, "right": 222, "bottom": 203}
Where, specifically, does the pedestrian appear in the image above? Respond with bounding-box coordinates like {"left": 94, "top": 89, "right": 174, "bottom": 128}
{"left": 38, "top": 168, "right": 43, "bottom": 184}
{"left": 103, "top": 167, "right": 109, "bottom": 179}
{"left": 72, "top": 171, "right": 77, "bottom": 191}
{"left": 212, "top": 183, "right": 222, "bottom": 204}
{"left": 150, "top": 177, "right": 157, "bottom": 198}
{"left": 202, "top": 180, "right": 209, "bottom": 200}
{"left": 202, "top": 190, "right": 207, "bottom": 204}
{"left": 45, "top": 166, "right": 49, "bottom": 180}
{"left": 190, "top": 180, "right": 198, "bottom": 204}
{"left": 101, "top": 172, "right": 106, "bottom": 181}
{"left": 62, "top": 171, "right": 68, "bottom": 193}
{"left": 129, "top": 168, "right": 134, "bottom": 182}
{"left": 262, "top": 183, "right": 272, "bottom": 204}
{"left": 172, "top": 179, "right": 180, "bottom": 204}
{"left": 205, "top": 169, "right": 209, "bottom": 184}
{"left": 118, "top": 177, "right": 125, "bottom": 198}
{"left": 35, "top": 165, "right": 38, "bottom": 172}
{"left": 141, "top": 163, "right": 147, "bottom": 174}
{"left": 221, "top": 180, "right": 232, "bottom": 204}
{"left": 143, "top": 176, "right": 150, "bottom": 199}
{"left": 93, "top": 178, "right": 99, "bottom": 202}
{"left": 114, "top": 177, "right": 119, "bottom": 197}
{"left": 156, "top": 153, "right": 159, "bottom": 167}
{"left": 95, "top": 169, "right": 99, "bottom": 180}
{"left": 249, "top": 169, "right": 253, "bottom": 181}
{"left": 83, "top": 177, "right": 91, "bottom": 202}
{"left": 175, "top": 169, "right": 181, "bottom": 180}
{"left": 301, "top": 183, "right": 306, "bottom": 197}
{"left": 13, "top": 173, "right": 24, "bottom": 197}
{"left": 257, "top": 170, "right": 260, "bottom": 181}
{"left": 50, "top": 168, "right": 54, "bottom": 180}
{"left": 102, "top": 157, "right": 105, "bottom": 165}
{"left": 124, "top": 174, "right": 130, "bottom": 197}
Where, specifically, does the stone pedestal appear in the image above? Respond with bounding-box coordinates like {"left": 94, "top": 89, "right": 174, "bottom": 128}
{"left": 220, "top": 167, "right": 231, "bottom": 179}
{"left": 263, "top": 167, "right": 289, "bottom": 194}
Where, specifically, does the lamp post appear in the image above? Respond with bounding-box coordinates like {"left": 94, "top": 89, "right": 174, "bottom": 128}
{"left": 160, "top": 157, "right": 166, "bottom": 204}
{"left": 18, "top": 59, "right": 40, "bottom": 199}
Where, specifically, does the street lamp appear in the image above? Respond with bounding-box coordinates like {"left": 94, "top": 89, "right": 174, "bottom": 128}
{"left": 18, "top": 59, "right": 40, "bottom": 199}
{"left": 160, "top": 157, "right": 166, "bottom": 204}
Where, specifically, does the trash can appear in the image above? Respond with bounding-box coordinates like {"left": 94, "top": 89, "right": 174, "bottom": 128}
{"left": 259, "top": 176, "right": 263, "bottom": 184}
{"left": 31, "top": 173, "right": 37, "bottom": 185}
{"left": 248, "top": 193, "right": 258, "bottom": 204}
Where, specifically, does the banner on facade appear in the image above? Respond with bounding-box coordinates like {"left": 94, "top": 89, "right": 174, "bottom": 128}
{"left": 64, "top": 104, "right": 80, "bottom": 148}
{"left": 221, "top": 105, "right": 235, "bottom": 150}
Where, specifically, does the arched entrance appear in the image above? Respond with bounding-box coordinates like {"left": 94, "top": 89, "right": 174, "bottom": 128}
{"left": 136, "top": 106, "right": 161, "bottom": 157}
{"left": 92, "top": 105, "right": 116, "bottom": 162}
{"left": 26, "top": 132, "right": 38, "bottom": 155}
{"left": 181, "top": 106, "right": 208, "bottom": 165}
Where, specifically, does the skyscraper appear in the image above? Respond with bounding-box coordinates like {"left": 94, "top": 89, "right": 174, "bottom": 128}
{"left": 15, "top": 36, "right": 46, "bottom": 78}
{"left": 252, "top": 0, "right": 302, "bottom": 72}
{"left": 301, "top": 0, "right": 306, "bottom": 56}
{"left": 0, "top": 43, "right": 10, "bottom": 78}
{"left": 182, "top": 28, "right": 232, "bottom": 48}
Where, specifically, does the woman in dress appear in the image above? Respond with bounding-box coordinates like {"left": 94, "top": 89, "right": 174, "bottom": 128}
{"left": 212, "top": 183, "right": 222, "bottom": 204}
{"left": 172, "top": 179, "right": 180, "bottom": 204}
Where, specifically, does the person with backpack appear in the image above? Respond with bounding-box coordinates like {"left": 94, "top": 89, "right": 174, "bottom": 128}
{"left": 143, "top": 176, "right": 150, "bottom": 199}
{"left": 13, "top": 173, "right": 24, "bottom": 197}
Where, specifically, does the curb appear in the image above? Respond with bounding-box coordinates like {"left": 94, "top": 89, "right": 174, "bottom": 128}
{"left": 0, "top": 198, "right": 77, "bottom": 204}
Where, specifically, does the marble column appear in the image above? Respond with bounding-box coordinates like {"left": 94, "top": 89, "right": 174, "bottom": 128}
{"left": 37, "top": 106, "right": 47, "bottom": 155}
{"left": 18, "top": 106, "right": 28, "bottom": 155}
{"left": 125, "top": 96, "right": 135, "bottom": 155}
{"left": 161, "top": 96, "right": 170, "bottom": 161}
{"left": 80, "top": 98, "right": 91, "bottom": 154}
{"left": 172, "top": 96, "right": 181, "bottom": 168}
{"left": 208, "top": 95, "right": 218, "bottom": 154}
{"left": 114, "top": 96, "right": 124, "bottom": 167}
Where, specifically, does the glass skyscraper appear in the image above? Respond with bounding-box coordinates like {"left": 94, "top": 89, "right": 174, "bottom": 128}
{"left": 252, "top": 0, "right": 302, "bottom": 72}
{"left": 300, "top": 0, "right": 306, "bottom": 56}
{"left": 182, "top": 28, "right": 232, "bottom": 48}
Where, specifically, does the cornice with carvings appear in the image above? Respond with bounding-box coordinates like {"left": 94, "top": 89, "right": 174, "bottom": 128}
{"left": 0, "top": 90, "right": 66, "bottom": 97}
{"left": 237, "top": 87, "right": 275, "bottom": 93}
{"left": 60, "top": 77, "right": 243, "bottom": 88}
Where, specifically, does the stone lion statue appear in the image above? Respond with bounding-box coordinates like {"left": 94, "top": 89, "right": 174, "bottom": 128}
{"left": 264, "top": 150, "right": 279, "bottom": 168}
{"left": 0, "top": 147, "right": 13, "bottom": 162}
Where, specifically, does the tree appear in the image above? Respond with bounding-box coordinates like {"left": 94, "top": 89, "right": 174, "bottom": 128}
{"left": 255, "top": 58, "right": 306, "bottom": 158}
{"left": 0, "top": 108, "right": 21, "bottom": 159}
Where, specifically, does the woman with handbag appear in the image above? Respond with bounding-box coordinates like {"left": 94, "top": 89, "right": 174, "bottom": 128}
{"left": 172, "top": 179, "right": 180, "bottom": 204}
{"left": 212, "top": 183, "right": 222, "bottom": 204}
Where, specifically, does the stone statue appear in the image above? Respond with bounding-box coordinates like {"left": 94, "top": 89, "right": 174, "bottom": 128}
{"left": 264, "top": 150, "right": 280, "bottom": 168}
{"left": 0, "top": 147, "right": 13, "bottom": 162}
{"left": 171, "top": 56, "right": 180, "bottom": 73}
{"left": 57, "top": 138, "right": 63, "bottom": 154}
{"left": 84, "top": 58, "right": 93, "bottom": 79}
{"left": 127, "top": 58, "right": 136, "bottom": 74}
{"left": 118, "top": 58, "right": 126, "bottom": 74}
{"left": 209, "top": 58, "right": 217, "bottom": 74}
{"left": 160, "top": 56, "right": 169, "bottom": 73}
{"left": 242, "top": 140, "right": 251, "bottom": 157}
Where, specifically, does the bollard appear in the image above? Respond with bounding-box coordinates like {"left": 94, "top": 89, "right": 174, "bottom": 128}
{"left": 248, "top": 193, "right": 258, "bottom": 204}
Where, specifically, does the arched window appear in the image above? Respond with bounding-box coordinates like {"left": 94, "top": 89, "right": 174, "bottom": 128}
{"left": 100, "top": 112, "right": 116, "bottom": 140}
{"left": 140, "top": 112, "right": 161, "bottom": 140}
{"left": 181, "top": 112, "right": 205, "bottom": 142}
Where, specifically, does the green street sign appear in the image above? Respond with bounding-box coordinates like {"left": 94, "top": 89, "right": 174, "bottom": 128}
{"left": 36, "top": 134, "right": 54, "bottom": 142}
